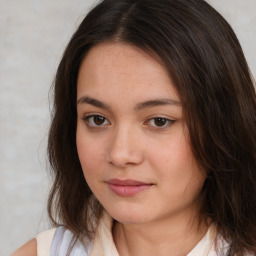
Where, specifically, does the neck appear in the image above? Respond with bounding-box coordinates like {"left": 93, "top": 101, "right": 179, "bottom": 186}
{"left": 113, "top": 209, "right": 208, "bottom": 256}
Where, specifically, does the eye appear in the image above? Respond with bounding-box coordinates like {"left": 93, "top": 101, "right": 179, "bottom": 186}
{"left": 83, "top": 115, "right": 110, "bottom": 127}
{"left": 147, "top": 117, "right": 174, "bottom": 128}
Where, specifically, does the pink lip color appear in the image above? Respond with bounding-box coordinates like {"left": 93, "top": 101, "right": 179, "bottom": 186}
{"left": 107, "top": 179, "right": 152, "bottom": 197}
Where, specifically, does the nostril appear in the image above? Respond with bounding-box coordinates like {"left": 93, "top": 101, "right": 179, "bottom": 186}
{"left": 107, "top": 145, "right": 144, "bottom": 167}
{"left": 106, "top": 128, "right": 144, "bottom": 167}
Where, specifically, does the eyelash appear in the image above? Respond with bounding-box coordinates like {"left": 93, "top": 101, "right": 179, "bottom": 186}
{"left": 82, "top": 114, "right": 110, "bottom": 128}
{"left": 82, "top": 114, "right": 175, "bottom": 129}
{"left": 145, "top": 117, "right": 175, "bottom": 128}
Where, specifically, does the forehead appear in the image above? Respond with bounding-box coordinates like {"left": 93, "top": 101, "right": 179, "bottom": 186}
{"left": 82, "top": 42, "right": 161, "bottom": 67}
{"left": 77, "top": 42, "right": 179, "bottom": 103}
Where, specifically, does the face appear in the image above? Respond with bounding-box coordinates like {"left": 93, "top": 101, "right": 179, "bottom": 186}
{"left": 76, "top": 42, "right": 205, "bottom": 225}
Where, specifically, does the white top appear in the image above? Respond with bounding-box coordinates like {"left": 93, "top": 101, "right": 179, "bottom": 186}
{"left": 36, "top": 211, "right": 227, "bottom": 256}
{"left": 36, "top": 228, "right": 56, "bottom": 256}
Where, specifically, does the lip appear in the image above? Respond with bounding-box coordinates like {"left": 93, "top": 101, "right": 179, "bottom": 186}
{"left": 106, "top": 179, "right": 153, "bottom": 197}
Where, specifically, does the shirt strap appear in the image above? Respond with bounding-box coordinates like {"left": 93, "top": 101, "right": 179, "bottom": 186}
{"left": 36, "top": 228, "right": 56, "bottom": 256}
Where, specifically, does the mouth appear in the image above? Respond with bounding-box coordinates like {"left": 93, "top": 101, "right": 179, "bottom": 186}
{"left": 106, "top": 179, "right": 153, "bottom": 197}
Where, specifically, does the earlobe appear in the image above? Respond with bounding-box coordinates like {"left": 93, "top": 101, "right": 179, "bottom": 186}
{"left": 10, "top": 238, "right": 37, "bottom": 256}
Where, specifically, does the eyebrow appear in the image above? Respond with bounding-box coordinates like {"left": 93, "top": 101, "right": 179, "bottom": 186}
{"left": 77, "top": 96, "right": 181, "bottom": 111}
{"left": 134, "top": 98, "right": 181, "bottom": 111}
{"left": 77, "top": 96, "right": 112, "bottom": 110}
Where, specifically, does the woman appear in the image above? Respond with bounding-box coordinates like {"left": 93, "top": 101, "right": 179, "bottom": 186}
{"left": 12, "top": 0, "right": 256, "bottom": 255}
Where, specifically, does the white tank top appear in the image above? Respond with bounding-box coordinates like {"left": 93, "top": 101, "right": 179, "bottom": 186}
{"left": 36, "top": 228, "right": 56, "bottom": 256}
{"left": 36, "top": 211, "right": 227, "bottom": 256}
{"left": 36, "top": 227, "right": 91, "bottom": 256}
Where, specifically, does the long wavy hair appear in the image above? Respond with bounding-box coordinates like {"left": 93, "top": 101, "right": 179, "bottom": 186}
{"left": 47, "top": 0, "right": 256, "bottom": 255}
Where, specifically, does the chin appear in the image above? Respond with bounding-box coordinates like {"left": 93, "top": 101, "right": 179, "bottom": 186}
{"left": 105, "top": 205, "right": 153, "bottom": 225}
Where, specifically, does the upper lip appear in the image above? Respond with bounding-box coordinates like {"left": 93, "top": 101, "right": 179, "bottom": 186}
{"left": 107, "top": 179, "right": 152, "bottom": 186}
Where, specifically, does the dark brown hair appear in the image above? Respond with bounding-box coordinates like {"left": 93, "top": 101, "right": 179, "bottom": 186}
{"left": 47, "top": 0, "right": 256, "bottom": 255}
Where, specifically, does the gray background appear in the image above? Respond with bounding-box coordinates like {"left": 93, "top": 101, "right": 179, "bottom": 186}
{"left": 0, "top": 0, "right": 255, "bottom": 255}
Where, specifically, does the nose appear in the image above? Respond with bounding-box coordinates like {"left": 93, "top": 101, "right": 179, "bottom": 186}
{"left": 107, "top": 125, "right": 144, "bottom": 168}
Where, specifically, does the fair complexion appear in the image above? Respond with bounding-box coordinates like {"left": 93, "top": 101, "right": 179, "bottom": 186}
{"left": 76, "top": 42, "right": 207, "bottom": 256}
{"left": 11, "top": 239, "right": 37, "bottom": 256}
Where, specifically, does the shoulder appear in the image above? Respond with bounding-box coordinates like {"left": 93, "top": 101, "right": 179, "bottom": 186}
{"left": 11, "top": 228, "right": 57, "bottom": 256}
{"left": 11, "top": 238, "right": 37, "bottom": 256}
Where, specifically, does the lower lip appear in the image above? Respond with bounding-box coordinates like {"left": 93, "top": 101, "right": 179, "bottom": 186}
{"left": 108, "top": 184, "right": 152, "bottom": 197}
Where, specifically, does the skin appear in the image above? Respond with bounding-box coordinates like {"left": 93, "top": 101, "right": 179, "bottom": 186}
{"left": 76, "top": 42, "right": 207, "bottom": 256}
{"left": 11, "top": 42, "right": 207, "bottom": 256}
{"left": 10, "top": 239, "right": 37, "bottom": 256}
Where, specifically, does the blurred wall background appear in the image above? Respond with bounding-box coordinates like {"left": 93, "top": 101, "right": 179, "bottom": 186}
{"left": 0, "top": 0, "right": 255, "bottom": 255}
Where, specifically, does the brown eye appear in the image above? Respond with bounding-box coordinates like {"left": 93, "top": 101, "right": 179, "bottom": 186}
{"left": 94, "top": 116, "right": 105, "bottom": 125}
{"left": 84, "top": 115, "right": 110, "bottom": 127}
{"left": 153, "top": 118, "right": 168, "bottom": 127}
{"left": 147, "top": 117, "right": 175, "bottom": 128}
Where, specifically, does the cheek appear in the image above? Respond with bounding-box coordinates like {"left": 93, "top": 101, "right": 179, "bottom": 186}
{"left": 76, "top": 128, "right": 105, "bottom": 178}
{"left": 147, "top": 131, "right": 205, "bottom": 195}
{"left": 147, "top": 131, "right": 189, "bottom": 172}
{"left": 76, "top": 133, "right": 107, "bottom": 200}
{"left": 77, "top": 141, "right": 102, "bottom": 167}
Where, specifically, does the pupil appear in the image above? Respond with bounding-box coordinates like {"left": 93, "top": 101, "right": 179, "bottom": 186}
{"left": 154, "top": 118, "right": 166, "bottom": 126}
{"left": 94, "top": 116, "right": 105, "bottom": 125}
